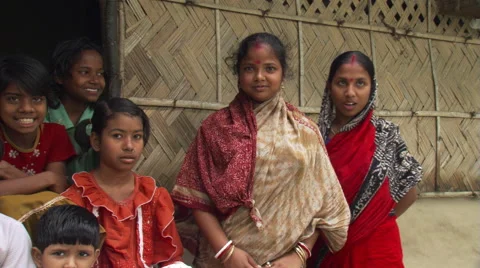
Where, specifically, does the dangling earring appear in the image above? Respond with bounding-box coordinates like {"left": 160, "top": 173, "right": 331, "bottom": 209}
{"left": 281, "top": 82, "right": 285, "bottom": 91}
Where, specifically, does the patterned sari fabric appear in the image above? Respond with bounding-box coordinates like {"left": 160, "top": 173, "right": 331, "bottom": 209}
{"left": 308, "top": 81, "right": 422, "bottom": 268}
{"left": 172, "top": 92, "right": 350, "bottom": 267}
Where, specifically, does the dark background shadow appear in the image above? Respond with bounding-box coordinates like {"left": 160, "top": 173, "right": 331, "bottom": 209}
{"left": 0, "top": 0, "right": 102, "bottom": 66}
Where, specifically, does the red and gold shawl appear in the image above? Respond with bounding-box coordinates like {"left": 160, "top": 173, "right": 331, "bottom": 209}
{"left": 172, "top": 91, "right": 259, "bottom": 221}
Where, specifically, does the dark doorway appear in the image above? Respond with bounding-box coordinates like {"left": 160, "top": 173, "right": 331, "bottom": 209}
{"left": 0, "top": 0, "right": 102, "bottom": 66}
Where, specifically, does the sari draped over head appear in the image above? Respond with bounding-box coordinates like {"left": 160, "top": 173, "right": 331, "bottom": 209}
{"left": 309, "top": 78, "right": 422, "bottom": 267}
{"left": 172, "top": 91, "right": 350, "bottom": 267}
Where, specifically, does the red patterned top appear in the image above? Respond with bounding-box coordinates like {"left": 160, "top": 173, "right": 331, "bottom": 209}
{"left": 0, "top": 123, "right": 75, "bottom": 174}
{"left": 62, "top": 172, "right": 184, "bottom": 268}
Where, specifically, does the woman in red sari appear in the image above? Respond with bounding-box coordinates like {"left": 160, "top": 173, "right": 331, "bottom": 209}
{"left": 308, "top": 51, "right": 422, "bottom": 268}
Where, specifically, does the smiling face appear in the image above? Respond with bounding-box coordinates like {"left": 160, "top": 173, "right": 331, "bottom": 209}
{"left": 238, "top": 43, "right": 283, "bottom": 103}
{"left": 330, "top": 62, "right": 372, "bottom": 124}
{"left": 57, "top": 49, "right": 105, "bottom": 104}
{"left": 0, "top": 83, "right": 46, "bottom": 139}
{"left": 91, "top": 113, "right": 144, "bottom": 172}
{"left": 32, "top": 243, "right": 99, "bottom": 268}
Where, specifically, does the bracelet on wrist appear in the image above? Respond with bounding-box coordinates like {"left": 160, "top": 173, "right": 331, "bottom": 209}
{"left": 298, "top": 242, "right": 312, "bottom": 258}
{"left": 294, "top": 245, "right": 307, "bottom": 266}
{"left": 214, "top": 240, "right": 233, "bottom": 260}
{"left": 221, "top": 245, "right": 236, "bottom": 263}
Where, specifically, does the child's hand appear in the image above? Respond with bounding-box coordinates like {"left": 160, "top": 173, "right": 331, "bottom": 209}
{"left": 266, "top": 252, "right": 303, "bottom": 268}
{"left": 0, "top": 160, "right": 26, "bottom": 180}
{"left": 223, "top": 247, "right": 261, "bottom": 268}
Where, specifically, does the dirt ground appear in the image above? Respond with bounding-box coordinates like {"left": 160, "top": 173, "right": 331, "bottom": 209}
{"left": 398, "top": 197, "right": 480, "bottom": 268}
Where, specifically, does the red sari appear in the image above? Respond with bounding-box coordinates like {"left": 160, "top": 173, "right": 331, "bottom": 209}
{"left": 309, "top": 110, "right": 422, "bottom": 268}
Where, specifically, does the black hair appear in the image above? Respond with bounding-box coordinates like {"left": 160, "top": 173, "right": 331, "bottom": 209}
{"left": 0, "top": 55, "right": 55, "bottom": 107}
{"left": 233, "top": 32, "right": 288, "bottom": 78}
{"left": 327, "top": 51, "right": 375, "bottom": 84}
{"left": 51, "top": 37, "right": 104, "bottom": 81}
{"left": 50, "top": 37, "right": 106, "bottom": 105}
{"left": 34, "top": 204, "right": 100, "bottom": 252}
{"left": 91, "top": 97, "right": 150, "bottom": 144}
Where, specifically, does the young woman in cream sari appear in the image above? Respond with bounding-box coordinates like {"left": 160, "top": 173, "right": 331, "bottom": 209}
{"left": 172, "top": 33, "right": 350, "bottom": 268}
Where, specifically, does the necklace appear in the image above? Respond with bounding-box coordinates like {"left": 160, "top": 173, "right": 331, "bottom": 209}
{"left": 330, "top": 126, "right": 340, "bottom": 136}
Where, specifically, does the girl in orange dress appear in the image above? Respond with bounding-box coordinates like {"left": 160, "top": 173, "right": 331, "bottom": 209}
{"left": 62, "top": 97, "right": 190, "bottom": 268}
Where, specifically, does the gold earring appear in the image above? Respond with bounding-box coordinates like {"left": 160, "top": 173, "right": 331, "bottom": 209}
{"left": 281, "top": 83, "right": 285, "bottom": 91}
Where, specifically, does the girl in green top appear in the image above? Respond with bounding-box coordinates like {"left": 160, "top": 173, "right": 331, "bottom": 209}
{"left": 46, "top": 37, "right": 106, "bottom": 180}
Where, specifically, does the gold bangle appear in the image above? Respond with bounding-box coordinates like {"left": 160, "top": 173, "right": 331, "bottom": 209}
{"left": 294, "top": 246, "right": 307, "bottom": 264}
{"left": 298, "top": 245, "right": 309, "bottom": 260}
{"left": 295, "top": 246, "right": 305, "bottom": 260}
{"left": 294, "top": 249, "right": 304, "bottom": 264}
{"left": 221, "top": 245, "right": 235, "bottom": 263}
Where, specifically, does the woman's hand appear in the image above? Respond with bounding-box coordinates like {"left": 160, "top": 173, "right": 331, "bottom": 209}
{"left": 269, "top": 252, "right": 303, "bottom": 268}
{"left": 223, "top": 247, "right": 261, "bottom": 268}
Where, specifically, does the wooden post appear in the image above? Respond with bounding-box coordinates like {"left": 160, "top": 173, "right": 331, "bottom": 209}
{"left": 428, "top": 0, "right": 442, "bottom": 192}
{"left": 295, "top": 0, "right": 304, "bottom": 107}
{"left": 105, "top": 0, "right": 121, "bottom": 98}
{"left": 369, "top": 0, "right": 376, "bottom": 65}
{"left": 215, "top": 0, "right": 222, "bottom": 103}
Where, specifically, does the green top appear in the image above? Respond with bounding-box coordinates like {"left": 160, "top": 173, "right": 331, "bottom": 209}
{"left": 45, "top": 103, "right": 98, "bottom": 181}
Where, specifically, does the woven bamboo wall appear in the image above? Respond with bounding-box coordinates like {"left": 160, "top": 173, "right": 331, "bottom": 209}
{"left": 120, "top": 0, "right": 480, "bottom": 192}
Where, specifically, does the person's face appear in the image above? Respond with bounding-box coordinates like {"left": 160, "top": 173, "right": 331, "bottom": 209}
{"left": 330, "top": 62, "right": 372, "bottom": 123}
{"left": 57, "top": 49, "right": 105, "bottom": 104}
{"left": 238, "top": 43, "right": 283, "bottom": 103}
{"left": 91, "top": 113, "right": 144, "bottom": 172}
{"left": 32, "top": 244, "right": 100, "bottom": 268}
{"left": 0, "top": 83, "right": 46, "bottom": 137}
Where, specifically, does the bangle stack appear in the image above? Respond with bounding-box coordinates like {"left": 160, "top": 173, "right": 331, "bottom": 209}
{"left": 293, "top": 242, "right": 311, "bottom": 268}
{"left": 214, "top": 240, "right": 235, "bottom": 263}
{"left": 297, "top": 242, "right": 312, "bottom": 258}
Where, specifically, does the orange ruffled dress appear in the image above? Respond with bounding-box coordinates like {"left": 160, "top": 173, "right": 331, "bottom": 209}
{"left": 62, "top": 172, "right": 184, "bottom": 268}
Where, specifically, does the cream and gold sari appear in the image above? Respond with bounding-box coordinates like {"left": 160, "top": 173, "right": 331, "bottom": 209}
{"left": 173, "top": 92, "right": 350, "bottom": 267}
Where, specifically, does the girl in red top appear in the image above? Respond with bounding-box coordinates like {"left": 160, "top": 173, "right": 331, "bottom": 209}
{"left": 62, "top": 97, "right": 190, "bottom": 268}
{"left": 0, "top": 55, "right": 75, "bottom": 196}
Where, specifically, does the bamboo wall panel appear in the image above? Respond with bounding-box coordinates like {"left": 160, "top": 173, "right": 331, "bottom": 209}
{"left": 219, "top": 0, "right": 298, "bottom": 16}
{"left": 120, "top": 0, "right": 480, "bottom": 192}
{"left": 439, "top": 119, "right": 480, "bottom": 192}
{"left": 430, "top": 1, "right": 480, "bottom": 39}
{"left": 370, "top": 0, "right": 428, "bottom": 33}
{"left": 298, "top": 0, "right": 369, "bottom": 24}
{"left": 122, "top": 0, "right": 218, "bottom": 188}
{"left": 431, "top": 41, "right": 480, "bottom": 112}
{"left": 124, "top": 0, "right": 217, "bottom": 103}
{"left": 302, "top": 25, "right": 371, "bottom": 107}
{"left": 220, "top": 12, "right": 300, "bottom": 105}
{"left": 374, "top": 33, "right": 435, "bottom": 111}
{"left": 136, "top": 107, "right": 212, "bottom": 190}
